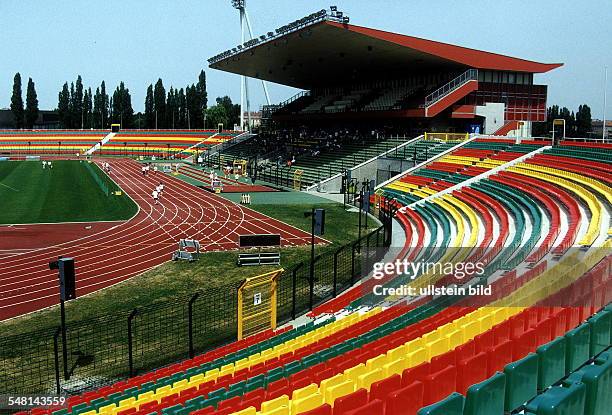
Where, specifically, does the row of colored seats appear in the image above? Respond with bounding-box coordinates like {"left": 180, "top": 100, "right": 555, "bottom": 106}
{"left": 250, "top": 251, "right": 610, "bottom": 415}
{"left": 49, "top": 307, "right": 425, "bottom": 415}
{"left": 242, "top": 235, "right": 611, "bottom": 415}
{"left": 421, "top": 306, "right": 611, "bottom": 415}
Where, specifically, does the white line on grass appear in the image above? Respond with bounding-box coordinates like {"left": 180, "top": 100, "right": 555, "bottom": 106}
{"left": 0, "top": 182, "right": 19, "bottom": 192}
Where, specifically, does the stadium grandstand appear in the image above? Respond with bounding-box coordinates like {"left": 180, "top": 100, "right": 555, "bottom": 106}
{"left": 1, "top": 6, "right": 610, "bottom": 415}
{"left": 206, "top": 9, "right": 563, "bottom": 190}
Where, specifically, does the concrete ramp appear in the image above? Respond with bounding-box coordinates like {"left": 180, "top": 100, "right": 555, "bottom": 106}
{"left": 85, "top": 132, "right": 115, "bottom": 155}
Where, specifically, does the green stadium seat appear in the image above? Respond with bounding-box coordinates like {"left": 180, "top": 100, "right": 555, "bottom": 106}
{"left": 524, "top": 382, "right": 586, "bottom": 415}
{"left": 537, "top": 336, "right": 567, "bottom": 390}
{"left": 504, "top": 353, "right": 539, "bottom": 411}
{"left": 416, "top": 392, "right": 464, "bottom": 415}
{"left": 587, "top": 310, "right": 611, "bottom": 357}
{"left": 565, "top": 324, "right": 591, "bottom": 375}
{"left": 565, "top": 352, "right": 612, "bottom": 415}
{"left": 463, "top": 372, "right": 506, "bottom": 415}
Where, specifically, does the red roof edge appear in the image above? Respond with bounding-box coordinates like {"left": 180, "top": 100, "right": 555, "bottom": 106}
{"left": 327, "top": 21, "right": 563, "bottom": 73}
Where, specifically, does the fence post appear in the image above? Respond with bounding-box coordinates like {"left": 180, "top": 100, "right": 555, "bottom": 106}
{"left": 53, "top": 327, "right": 62, "bottom": 395}
{"left": 291, "top": 267, "right": 298, "bottom": 320}
{"left": 127, "top": 309, "right": 138, "bottom": 377}
{"left": 351, "top": 243, "right": 357, "bottom": 284}
{"left": 188, "top": 292, "right": 200, "bottom": 359}
{"left": 365, "top": 232, "right": 371, "bottom": 273}
{"left": 333, "top": 248, "right": 339, "bottom": 297}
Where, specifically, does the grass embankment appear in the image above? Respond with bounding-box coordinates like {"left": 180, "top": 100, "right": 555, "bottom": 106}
{"left": 0, "top": 202, "right": 376, "bottom": 335}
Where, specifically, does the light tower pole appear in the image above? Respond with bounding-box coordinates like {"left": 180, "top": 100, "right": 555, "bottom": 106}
{"left": 232, "top": 0, "right": 247, "bottom": 131}
{"left": 231, "top": 0, "right": 271, "bottom": 131}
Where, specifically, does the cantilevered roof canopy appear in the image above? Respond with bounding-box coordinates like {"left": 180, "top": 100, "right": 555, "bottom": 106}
{"left": 209, "top": 20, "right": 562, "bottom": 90}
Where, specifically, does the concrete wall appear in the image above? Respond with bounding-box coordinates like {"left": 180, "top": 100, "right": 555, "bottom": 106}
{"left": 475, "top": 103, "right": 505, "bottom": 134}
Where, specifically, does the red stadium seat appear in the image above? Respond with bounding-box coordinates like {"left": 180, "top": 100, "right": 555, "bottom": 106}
{"left": 332, "top": 388, "right": 368, "bottom": 415}
{"left": 385, "top": 381, "right": 424, "bottom": 415}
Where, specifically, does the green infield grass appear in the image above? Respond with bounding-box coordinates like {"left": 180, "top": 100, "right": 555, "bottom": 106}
{"left": 0, "top": 160, "right": 137, "bottom": 224}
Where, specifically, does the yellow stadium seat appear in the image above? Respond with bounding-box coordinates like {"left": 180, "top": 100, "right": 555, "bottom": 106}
{"left": 261, "top": 406, "right": 289, "bottom": 415}
{"left": 382, "top": 358, "right": 406, "bottom": 377}
{"left": 291, "top": 392, "right": 324, "bottom": 415}
{"left": 492, "top": 308, "right": 507, "bottom": 324}
{"left": 320, "top": 373, "right": 346, "bottom": 398}
{"left": 188, "top": 373, "right": 204, "bottom": 384}
{"left": 205, "top": 368, "right": 219, "bottom": 377}
{"left": 426, "top": 337, "right": 450, "bottom": 360}
{"left": 343, "top": 363, "right": 367, "bottom": 384}
{"left": 365, "top": 355, "right": 387, "bottom": 371}
{"left": 478, "top": 313, "right": 493, "bottom": 331}
{"left": 324, "top": 380, "right": 355, "bottom": 404}
{"left": 446, "top": 329, "right": 463, "bottom": 349}
{"left": 357, "top": 368, "right": 384, "bottom": 389}
{"left": 261, "top": 395, "right": 290, "bottom": 413}
{"left": 405, "top": 338, "right": 424, "bottom": 352}
{"left": 292, "top": 383, "right": 318, "bottom": 401}
{"left": 461, "top": 320, "right": 481, "bottom": 341}
{"left": 387, "top": 344, "right": 407, "bottom": 361}
{"left": 118, "top": 398, "right": 135, "bottom": 407}
{"left": 233, "top": 407, "right": 256, "bottom": 415}
{"left": 407, "top": 347, "right": 428, "bottom": 366}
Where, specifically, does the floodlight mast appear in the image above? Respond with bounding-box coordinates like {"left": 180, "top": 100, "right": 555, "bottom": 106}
{"left": 230, "top": 0, "right": 270, "bottom": 131}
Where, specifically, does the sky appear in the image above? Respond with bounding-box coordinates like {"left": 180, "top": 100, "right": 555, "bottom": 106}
{"left": 1, "top": 0, "right": 611, "bottom": 118}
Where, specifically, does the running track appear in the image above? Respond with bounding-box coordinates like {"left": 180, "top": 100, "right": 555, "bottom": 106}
{"left": 0, "top": 158, "right": 316, "bottom": 321}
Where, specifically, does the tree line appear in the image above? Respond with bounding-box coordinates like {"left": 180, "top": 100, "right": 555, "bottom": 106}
{"left": 8, "top": 70, "right": 242, "bottom": 130}
{"left": 10, "top": 73, "right": 39, "bottom": 129}
{"left": 532, "top": 104, "right": 593, "bottom": 137}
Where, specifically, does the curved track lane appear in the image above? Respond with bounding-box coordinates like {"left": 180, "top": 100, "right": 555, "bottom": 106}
{"left": 0, "top": 158, "right": 315, "bottom": 320}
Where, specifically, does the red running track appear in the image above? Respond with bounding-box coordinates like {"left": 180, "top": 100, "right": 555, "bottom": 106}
{"left": 0, "top": 158, "right": 316, "bottom": 321}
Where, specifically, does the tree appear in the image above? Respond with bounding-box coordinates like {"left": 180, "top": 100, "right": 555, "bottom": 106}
{"left": 58, "top": 82, "right": 71, "bottom": 128}
{"left": 166, "top": 87, "right": 177, "bottom": 128}
{"left": 83, "top": 87, "right": 93, "bottom": 129}
{"left": 101, "top": 81, "right": 109, "bottom": 128}
{"left": 153, "top": 79, "right": 166, "bottom": 128}
{"left": 71, "top": 75, "right": 84, "bottom": 128}
{"left": 185, "top": 85, "right": 197, "bottom": 129}
{"left": 144, "top": 84, "right": 154, "bottom": 128}
{"left": 195, "top": 70, "right": 208, "bottom": 126}
{"left": 177, "top": 88, "right": 186, "bottom": 128}
{"left": 111, "top": 82, "right": 134, "bottom": 128}
{"left": 10, "top": 73, "right": 24, "bottom": 128}
{"left": 216, "top": 96, "right": 240, "bottom": 129}
{"left": 205, "top": 104, "right": 228, "bottom": 128}
{"left": 25, "top": 77, "right": 39, "bottom": 129}
{"left": 575, "top": 104, "right": 592, "bottom": 137}
{"left": 93, "top": 87, "right": 102, "bottom": 128}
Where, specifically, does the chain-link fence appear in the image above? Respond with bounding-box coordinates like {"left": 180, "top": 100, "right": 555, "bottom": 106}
{"left": 0, "top": 223, "right": 390, "bottom": 397}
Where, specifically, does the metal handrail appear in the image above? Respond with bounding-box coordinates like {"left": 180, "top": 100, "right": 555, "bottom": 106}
{"left": 264, "top": 90, "right": 311, "bottom": 117}
{"left": 424, "top": 69, "right": 478, "bottom": 107}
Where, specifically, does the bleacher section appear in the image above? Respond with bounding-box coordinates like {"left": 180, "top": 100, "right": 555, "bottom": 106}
{"left": 0, "top": 130, "right": 107, "bottom": 156}
{"left": 97, "top": 131, "right": 238, "bottom": 159}
{"left": 273, "top": 79, "right": 439, "bottom": 117}
{"left": 20, "top": 141, "right": 611, "bottom": 415}
{"left": 0, "top": 130, "right": 240, "bottom": 159}
{"left": 362, "top": 86, "right": 418, "bottom": 112}
{"left": 384, "top": 139, "right": 460, "bottom": 164}
{"left": 212, "top": 138, "right": 266, "bottom": 165}
{"left": 257, "top": 137, "right": 409, "bottom": 189}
